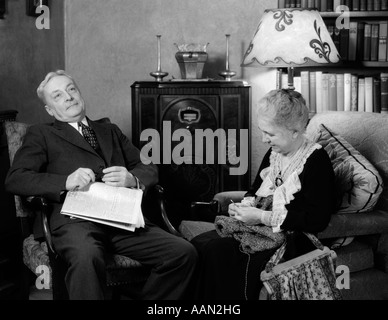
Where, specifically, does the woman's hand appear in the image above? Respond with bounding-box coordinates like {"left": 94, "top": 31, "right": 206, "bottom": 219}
{"left": 228, "top": 203, "right": 267, "bottom": 225}
{"left": 102, "top": 166, "right": 137, "bottom": 188}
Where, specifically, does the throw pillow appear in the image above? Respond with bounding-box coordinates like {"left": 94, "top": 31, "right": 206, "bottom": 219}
{"left": 313, "top": 123, "right": 383, "bottom": 214}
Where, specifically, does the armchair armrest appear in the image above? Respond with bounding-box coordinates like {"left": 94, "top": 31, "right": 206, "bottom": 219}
{"left": 188, "top": 191, "right": 246, "bottom": 223}
{"left": 213, "top": 191, "right": 246, "bottom": 212}
{"left": 154, "top": 185, "right": 183, "bottom": 237}
{"left": 23, "top": 196, "right": 57, "bottom": 258}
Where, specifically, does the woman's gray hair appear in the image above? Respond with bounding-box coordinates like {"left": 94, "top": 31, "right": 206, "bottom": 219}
{"left": 37, "top": 70, "right": 74, "bottom": 103}
{"left": 257, "top": 89, "right": 309, "bottom": 133}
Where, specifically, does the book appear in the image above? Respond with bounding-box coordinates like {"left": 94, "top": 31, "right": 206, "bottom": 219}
{"left": 310, "top": 71, "right": 317, "bottom": 113}
{"left": 294, "top": 76, "right": 302, "bottom": 93}
{"left": 321, "top": 73, "right": 330, "bottom": 111}
{"left": 378, "top": 21, "right": 388, "bottom": 61}
{"left": 374, "top": 0, "right": 382, "bottom": 10}
{"left": 365, "top": 77, "right": 374, "bottom": 112}
{"left": 61, "top": 182, "right": 145, "bottom": 231}
{"left": 336, "top": 73, "right": 345, "bottom": 111}
{"left": 281, "top": 73, "right": 289, "bottom": 89}
{"left": 383, "top": 0, "right": 388, "bottom": 10}
{"left": 381, "top": 73, "right": 388, "bottom": 113}
{"left": 327, "top": 0, "right": 334, "bottom": 10}
{"left": 278, "top": 0, "right": 286, "bottom": 7}
{"left": 351, "top": 74, "right": 359, "bottom": 111}
{"left": 327, "top": 23, "right": 334, "bottom": 48}
{"left": 276, "top": 69, "right": 283, "bottom": 90}
{"left": 340, "top": 27, "right": 350, "bottom": 60}
{"left": 360, "top": 0, "right": 367, "bottom": 10}
{"left": 358, "top": 78, "right": 365, "bottom": 112}
{"left": 333, "top": 26, "right": 341, "bottom": 57}
{"left": 296, "top": 0, "right": 302, "bottom": 7}
{"left": 301, "top": 71, "right": 310, "bottom": 110}
{"left": 344, "top": 73, "right": 352, "bottom": 111}
{"left": 328, "top": 73, "right": 337, "bottom": 111}
{"left": 334, "top": 0, "right": 342, "bottom": 10}
{"left": 373, "top": 78, "right": 381, "bottom": 113}
{"left": 367, "top": 0, "right": 374, "bottom": 10}
{"left": 344, "top": 0, "right": 352, "bottom": 8}
{"left": 348, "top": 21, "right": 358, "bottom": 61}
{"left": 356, "top": 22, "right": 365, "bottom": 61}
{"left": 316, "top": 71, "right": 323, "bottom": 113}
{"left": 353, "top": 0, "right": 360, "bottom": 10}
{"left": 370, "top": 23, "right": 380, "bottom": 61}
{"left": 321, "top": 0, "right": 328, "bottom": 11}
{"left": 308, "top": 0, "right": 315, "bottom": 8}
{"left": 315, "top": 0, "right": 321, "bottom": 10}
{"left": 301, "top": 0, "right": 308, "bottom": 7}
{"left": 363, "top": 23, "right": 372, "bottom": 61}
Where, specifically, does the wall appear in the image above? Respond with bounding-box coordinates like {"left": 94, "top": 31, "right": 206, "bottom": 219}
{"left": 0, "top": 0, "right": 65, "bottom": 124}
{"left": 0, "top": 1, "right": 278, "bottom": 181}
{"left": 64, "top": 0, "right": 278, "bottom": 178}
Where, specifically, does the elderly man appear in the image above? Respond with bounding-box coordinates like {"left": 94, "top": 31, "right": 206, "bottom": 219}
{"left": 5, "top": 70, "right": 197, "bottom": 300}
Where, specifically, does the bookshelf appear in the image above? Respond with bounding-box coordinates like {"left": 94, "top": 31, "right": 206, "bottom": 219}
{"left": 276, "top": 1, "right": 388, "bottom": 114}
{"left": 320, "top": 12, "right": 388, "bottom": 19}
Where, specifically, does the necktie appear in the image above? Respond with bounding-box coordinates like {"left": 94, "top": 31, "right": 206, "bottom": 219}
{"left": 78, "top": 122, "right": 99, "bottom": 150}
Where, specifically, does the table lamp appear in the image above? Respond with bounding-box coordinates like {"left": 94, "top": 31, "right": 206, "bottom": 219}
{"left": 241, "top": 8, "right": 340, "bottom": 89}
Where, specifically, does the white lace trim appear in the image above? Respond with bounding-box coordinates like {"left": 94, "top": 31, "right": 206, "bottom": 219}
{"left": 256, "top": 140, "right": 321, "bottom": 232}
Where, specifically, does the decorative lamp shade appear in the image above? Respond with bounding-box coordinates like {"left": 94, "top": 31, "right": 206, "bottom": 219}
{"left": 241, "top": 8, "right": 341, "bottom": 68}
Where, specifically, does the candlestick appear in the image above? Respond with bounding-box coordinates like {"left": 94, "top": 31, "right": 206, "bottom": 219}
{"left": 219, "top": 34, "right": 236, "bottom": 81}
{"left": 157, "top": 35, "right": 161, "bottom": 71}
{"left": 150, "top": 35, "right": 169, "bottom": 82}
{"left": 226, "top": 34, "right": 230, "bottom": 71}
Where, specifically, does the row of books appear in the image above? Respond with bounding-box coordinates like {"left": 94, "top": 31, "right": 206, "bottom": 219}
{"left": 278, "top": 70, "right": 388, "bottom": 113}
{"left": 278, "top": 0, "right": 388, "bottom": 11}
{"left": 327, "top": 21, "right": 388, "bottom": 62}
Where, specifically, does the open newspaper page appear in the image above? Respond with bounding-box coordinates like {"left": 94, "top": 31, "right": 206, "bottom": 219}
{"left": 61, "top": 182, "right": 144, "bottom": 231}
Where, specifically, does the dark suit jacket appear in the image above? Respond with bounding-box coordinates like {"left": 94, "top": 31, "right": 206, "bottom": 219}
{"left": 5, "top": 117, "right": 158, "bottom": 238}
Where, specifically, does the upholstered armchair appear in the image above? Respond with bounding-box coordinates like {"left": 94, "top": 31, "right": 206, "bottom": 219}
{"left": 3, "top": 119, "right": 167, "bottom": 300}
{"left": 163, "top": 111, "right": 388, "bottom": 300}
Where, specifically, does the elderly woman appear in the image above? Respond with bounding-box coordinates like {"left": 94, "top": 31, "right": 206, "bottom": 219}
{"left": 190, "top": 89, "right": 336, "bottom": 300}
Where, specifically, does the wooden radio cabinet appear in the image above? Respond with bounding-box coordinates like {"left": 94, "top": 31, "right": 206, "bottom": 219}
{"left": 131, "top": 80, "right": 251, "bottom": 227}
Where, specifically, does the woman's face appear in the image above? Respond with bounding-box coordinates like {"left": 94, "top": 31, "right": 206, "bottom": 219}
{"left": 258, "top": 116, "right": 297, "bottom": 156}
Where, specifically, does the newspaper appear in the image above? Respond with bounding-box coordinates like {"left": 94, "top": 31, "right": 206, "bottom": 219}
{"left": 61, "top": 182, "right": 144, "bottom": 231}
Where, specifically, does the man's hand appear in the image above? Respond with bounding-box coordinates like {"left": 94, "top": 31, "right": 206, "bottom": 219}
{"left": 65, "top": 168, "right": 95, "bottom": 191}
{"left": 102, "top": 166, "right": 137, "bottom": 188}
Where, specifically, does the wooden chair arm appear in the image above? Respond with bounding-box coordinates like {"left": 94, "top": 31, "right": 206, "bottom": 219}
{"left": 190, "top": 200, "right": 220, "bottom": 214}
{"left": 24, "top": 196, "right": 57, "bottom": 258}
{"left": 154, "top": 185, "right": 182, "bottom": 237}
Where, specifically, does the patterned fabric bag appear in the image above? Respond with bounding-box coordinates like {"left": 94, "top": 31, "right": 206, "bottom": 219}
{"left": 260, "top": 232, "right": 343, "bottom": 300}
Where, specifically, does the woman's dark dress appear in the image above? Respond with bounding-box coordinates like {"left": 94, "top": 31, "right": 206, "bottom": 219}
{"left": 190, "top": 147, "right": 336, "bottom": 300}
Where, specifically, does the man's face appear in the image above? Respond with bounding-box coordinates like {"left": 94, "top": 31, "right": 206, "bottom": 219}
{"left": 43, "top": 75, "right": 86, "bottom": 122}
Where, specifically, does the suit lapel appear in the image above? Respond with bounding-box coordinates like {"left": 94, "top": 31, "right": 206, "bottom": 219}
{"left": 52, "top": 120, "right": 100, "bottom": 156}
{"left": 52, "top": 119, "right": 113, "bottom": 162}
